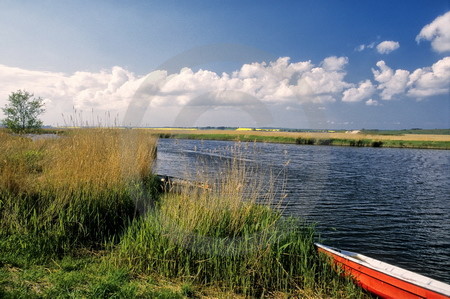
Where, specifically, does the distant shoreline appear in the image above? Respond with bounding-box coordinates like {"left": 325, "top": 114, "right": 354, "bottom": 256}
{"left": 145, "top": 129, "right": 450, "bottom": 150}
{"left": 7, "top": 128, "right": 448, "bottom": 149}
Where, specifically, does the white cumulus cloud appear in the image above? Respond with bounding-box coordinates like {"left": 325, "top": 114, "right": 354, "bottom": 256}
{"left": 0, "top": 57, "right": 354, "bottom": 124}
{"left": 321, "top": 56, "right": 349, "bottom": 71}
{"left": 370, "top": 57, "right": 450, "bottom": 101}
{"left": 0, "top": 64, "right": 142, "bottom": 125}
{"left": 1, "top": 55, "right": 449, "bottom": 126}
{"left": 376, "top": 41, "right": 400, "bottom": 54}
{"left": 416, "top": 11, "right": 450, "bottom": 53}
{"left": 407, "top": 56, "right": 450, "bottom": 98}
{"left": 342, "top": 80, "right": 375, "bottom": 102}
{"left": 158, "top": 56, "right": 351, "bottom": 105}
{"left": 372, "top": 61, "right": 410, "bottom": 100}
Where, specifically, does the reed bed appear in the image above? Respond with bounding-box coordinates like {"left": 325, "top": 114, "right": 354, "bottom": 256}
{"left": 0, "top": 128, "right": 370, "bottom": 298}
{"left": 113, "top": 155, "right": 366, "bottom": 298}
{"left": 0, "top": 129, "right": 158, "bottom": 259}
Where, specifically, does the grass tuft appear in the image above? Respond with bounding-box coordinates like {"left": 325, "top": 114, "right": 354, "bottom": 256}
{"left": 113, "top": 155, "right": 368, "bottom": 297}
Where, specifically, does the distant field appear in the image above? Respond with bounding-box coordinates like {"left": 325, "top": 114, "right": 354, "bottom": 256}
{"left": 360, "top": 129, "right": 450, "bottom": 135}
{"left": 143, "top": 129, "right": 450, "bottom": 149}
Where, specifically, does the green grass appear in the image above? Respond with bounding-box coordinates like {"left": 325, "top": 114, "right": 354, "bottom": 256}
{"left": 0, "top": 129, "right": 374, "bottom": 298}
{"left": 111, "top": 158, "right": 370, "bottom": 298}
{"left": 372, "top": 139, "right": 450, "bottom": 149}
{"left": 0, "top": 129, "right": 158, "bottom": 260}
{"left": 0, "top": 253, "right": 187, "bottom": 298}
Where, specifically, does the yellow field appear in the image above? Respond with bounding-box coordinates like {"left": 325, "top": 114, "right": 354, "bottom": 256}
{"left": 142, "top": 129, "right": 450, "bottom": 142}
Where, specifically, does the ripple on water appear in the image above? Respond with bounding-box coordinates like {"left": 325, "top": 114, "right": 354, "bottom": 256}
{"left": 156, "top": 139, "right": 450, "bottom": 284}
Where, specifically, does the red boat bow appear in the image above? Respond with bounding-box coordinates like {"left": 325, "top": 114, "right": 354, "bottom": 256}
{"left": 316, "top": 243, "right": 450, "bottom": 299}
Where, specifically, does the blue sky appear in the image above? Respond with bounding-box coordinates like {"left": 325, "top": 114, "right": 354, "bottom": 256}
{"left": 0, "top": 0, "right": 449, "bottom": 129}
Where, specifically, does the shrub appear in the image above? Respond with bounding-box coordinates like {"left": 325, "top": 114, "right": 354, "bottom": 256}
{"left": 1, "top": 90, "right": 45, "bottom": 133}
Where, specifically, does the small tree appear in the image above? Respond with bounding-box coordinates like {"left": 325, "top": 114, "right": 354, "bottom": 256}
{"left": 2, "top": 90, "right": 45, "bottom": 133}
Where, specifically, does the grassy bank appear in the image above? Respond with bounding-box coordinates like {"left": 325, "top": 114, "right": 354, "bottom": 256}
{"left": 0, "top": 129, "right": 372, "bottom": 298}
{"left": 0, "top": 129, "right": 158, "bottom": 259}
{"left": 151, "top": 129, "right": 450, "bottom": 149}
{"left": 112, "top": 158, "right": 369, "bottom": 298}
{"left": 0, "top": 253, "right": 194, "bottom": 298}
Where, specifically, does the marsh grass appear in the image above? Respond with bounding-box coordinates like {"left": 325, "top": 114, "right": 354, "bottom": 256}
{"left": 113, "top": 153, "right": 368, "bottom": 297}
{"left": 0, "top": 129, "right": 158, "bottom": 259}
{"left": 1, "top": 128, "right": 371, "bottom": 298}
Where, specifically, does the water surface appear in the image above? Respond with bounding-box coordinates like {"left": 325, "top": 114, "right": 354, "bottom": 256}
{"left": 155, "top": 138, "right": 450, "bottom": 283}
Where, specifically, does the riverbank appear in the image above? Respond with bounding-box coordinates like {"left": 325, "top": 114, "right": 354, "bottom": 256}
{"left": 0, "top": 129, "right": 372, "bottom": 298}
{"left": 148, "top": 129, "right": 450, "bottom": 150}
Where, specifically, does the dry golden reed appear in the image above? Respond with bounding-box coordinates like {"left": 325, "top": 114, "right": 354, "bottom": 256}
{"left": 0, "top": 128, "right": 157, "bottom": 192}
{"left": 0, "top": 128, "right": 158, "bottom": 254}
{"left": 41, "top": 129, "right": 157, "bottom": 191}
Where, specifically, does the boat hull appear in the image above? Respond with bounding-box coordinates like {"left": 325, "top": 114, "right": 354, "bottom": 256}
{"left": 316, "top": 244, "right": 450, "bottom": 299}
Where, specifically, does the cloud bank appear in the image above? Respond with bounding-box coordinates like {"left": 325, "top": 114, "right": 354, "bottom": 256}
{"left": 1, "top": 55, "right": 449, "bottom": 126}
{"left": 0, "top": 56, "right": 353, "bottom": 124}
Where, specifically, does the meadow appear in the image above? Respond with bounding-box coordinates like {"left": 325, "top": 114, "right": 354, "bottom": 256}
{"left": 149, "top": 129, "right": 450, "bottom": 149}
{"left": 0, "top": 128, "right": 373, "bottom": 298}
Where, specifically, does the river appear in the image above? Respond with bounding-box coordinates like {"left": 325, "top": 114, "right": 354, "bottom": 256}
{"left": 155, "top": 138, "right": 450, "bottom": 284}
